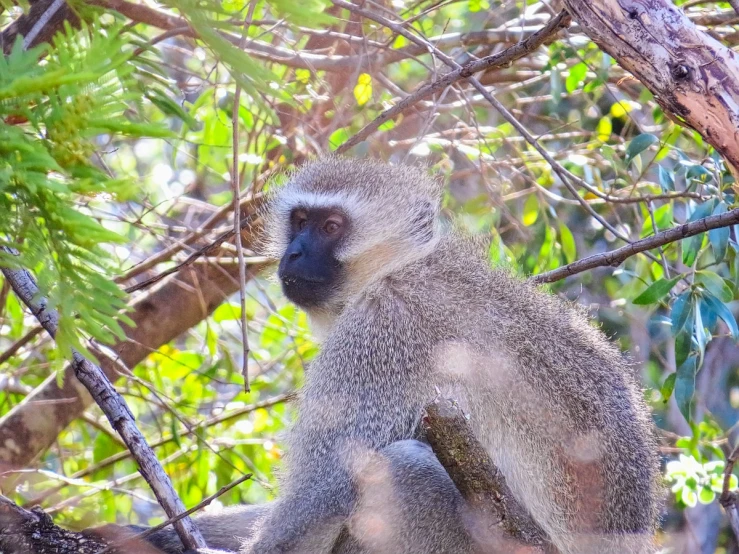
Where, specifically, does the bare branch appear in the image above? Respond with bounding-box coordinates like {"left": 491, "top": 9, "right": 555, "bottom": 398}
{"left": 0, "top": 252, "right": 207, "bottom": 551}
{"left": 532, "top": 207, "right": 739, "bottom": 284}
{"left": 336, "top": 10, "right": 571, "bottom": 154}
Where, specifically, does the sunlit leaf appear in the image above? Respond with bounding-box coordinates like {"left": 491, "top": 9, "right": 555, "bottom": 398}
{"left": 353, "top": 73, "right": 373, "bottom": 106}
{"left": 523, "top": 194, "right": 539, "bottom": 226}
{"left": 565, "top": 63, "right": 587, "bottom": 93}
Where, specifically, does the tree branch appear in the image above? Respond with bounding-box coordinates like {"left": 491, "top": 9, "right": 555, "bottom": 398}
{"left": 423, "top": 398, "right": 547, "bottom": 549}
{"left": 533, "top": 207, "right": 739, "bottom": 284}
{"left": 0, "top": 253, "right": 207, "bottom": 550}
{"left": 561, "top": 0, "right": 739, "bottom": 173}
{"left": 336, "top": 10, "right": 571, "bottom": 154}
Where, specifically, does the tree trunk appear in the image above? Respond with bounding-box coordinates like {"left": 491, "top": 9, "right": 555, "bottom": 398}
{"left": 562, "top": 0, "right": 739, "bottom": 172}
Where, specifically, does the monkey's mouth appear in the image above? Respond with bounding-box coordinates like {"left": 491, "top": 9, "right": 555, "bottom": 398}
{"left": 279, "top": 275, "right": 334, "bottom": 308}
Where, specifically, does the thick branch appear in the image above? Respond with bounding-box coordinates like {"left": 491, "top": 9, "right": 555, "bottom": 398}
{"left": 0, "top": 495, "right": 121, "bottom": 554}
{"left": 0, "top": 254, "right": 207, "bottom": 550}
{"left": 561, "top": 0, "right": 739, "bottom": 171}
{"left": 423, "top": 398, "right": 547, "bottom": 549}
{"left": 533, "top": 207, "right": 739, "bottom": 284}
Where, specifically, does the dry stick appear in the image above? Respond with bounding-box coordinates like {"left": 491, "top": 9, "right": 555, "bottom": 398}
{"left": 423, "top": 398, "right": 547, "bottom": 548}
{"left": 125, "top": 212, "right": 260, "bottom": 294}
{"left": 23, "top": 393, "right": 292, "bottom": 508}
{"left": 335, "top": 9, "right": 571, "bottom": 155}
{"left": 0, "top": 257, "right": 207, "bottom": 551}
{"left": 101, "top": 473, "right": 253, "bottom": 554}
{"left": 0, "top": 325, "right": 43, "bottom": 366}
{"left": 532, "top": 207, "right": 739, "bottom": 284}
{"left": 231, "top": 4, "right": 257, "bottom": 393}
{"left": 721, "top": 442, "right": 739, "bottom": 542}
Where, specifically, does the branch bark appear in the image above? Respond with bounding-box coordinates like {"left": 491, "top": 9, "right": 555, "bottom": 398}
{"left": 532, "top": 206, "right": 739, "bottom": 284}
{"left": 0, "top": 254, "right": 207, "bottom": 550}
{"left": 423, "top": 398, "right": 548, "bottom": 550}
{"left": 561, "top": 0, "right": 739, "bottom": 172}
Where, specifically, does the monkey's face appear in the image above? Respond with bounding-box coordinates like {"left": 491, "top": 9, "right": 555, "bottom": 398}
{"left": 277, "top": 206, "right": 348, "bottom": 308}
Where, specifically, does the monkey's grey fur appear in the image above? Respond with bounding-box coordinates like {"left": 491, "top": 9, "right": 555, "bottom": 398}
{"left": 144, "top": 158, "right": 661, "bottom": 554}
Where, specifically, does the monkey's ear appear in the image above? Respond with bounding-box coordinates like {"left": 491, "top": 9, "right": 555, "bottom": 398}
{"left": 409, "top": 199, "right": 437, "bottom": 244}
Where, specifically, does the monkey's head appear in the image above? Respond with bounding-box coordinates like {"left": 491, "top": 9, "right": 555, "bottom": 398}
{"left": 262, "top": 157, "right": 443, "bottom": 311}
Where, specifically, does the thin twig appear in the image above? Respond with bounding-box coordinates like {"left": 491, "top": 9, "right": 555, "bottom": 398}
{"left": 230, "top": 3, "right": 257, "bottom": 393}
{"left": 336, "top": 10, "right": 571, "bottom": 154}
{"left": 124, "top": 213, "right": 260, "bottom": 294}
{"left": 0, "top": 250, "right": 207, "bottom": 551}
{"left": 0, "top": 326, "right": 43, "bottom": 366}
{"left": 532, "top": 207, "right": 739, "bottom": 284}
{"left": 100, "top": 473, "right": 253, "bottom": 553}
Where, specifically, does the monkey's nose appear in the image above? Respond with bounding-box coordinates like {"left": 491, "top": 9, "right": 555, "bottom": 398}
{"left": 288, "top": 250, "right": 302, "bottom": 261}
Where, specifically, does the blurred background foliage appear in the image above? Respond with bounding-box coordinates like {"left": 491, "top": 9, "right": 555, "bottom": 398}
{"left": 1, "top": 0, "right": 739, "bottom": 552}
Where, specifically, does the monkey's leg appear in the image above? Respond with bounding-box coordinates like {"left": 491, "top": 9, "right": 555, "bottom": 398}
{"left": 336, "top": 439, "right": 473, "bottom": 554}
{"left": 133, "top": 440, "right": 472, "bottom": 554}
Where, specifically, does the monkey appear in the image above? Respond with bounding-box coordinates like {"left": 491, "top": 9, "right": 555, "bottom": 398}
{"left": 135, "top": 157, "right": 661, "bottom": 554}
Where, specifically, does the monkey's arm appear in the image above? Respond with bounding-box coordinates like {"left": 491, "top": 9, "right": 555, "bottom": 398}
{"left": 242, "top": 297, "right": 428, "bottom": 554}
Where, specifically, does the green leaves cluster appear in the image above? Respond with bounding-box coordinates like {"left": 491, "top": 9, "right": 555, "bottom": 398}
{"left": 0, "top": 23, "right": 174, "bottom": 360}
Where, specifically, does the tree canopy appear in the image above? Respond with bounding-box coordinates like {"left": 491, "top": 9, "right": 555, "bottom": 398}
{"left": 1, "top": 0, "right": 739, "bottom": 551}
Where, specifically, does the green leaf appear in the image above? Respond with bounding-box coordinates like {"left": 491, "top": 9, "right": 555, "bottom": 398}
{"left": 699, "top": 487, "right": 716, "bottom": 504}
{"left": 213, "top": 302, "right": 242, "bottom": 323}
{"left": 709, "top": 203, "right": 730, "bottom": 262}
{"left": 696, "top": 271, "right": 733, "bottom": 303}
{"left": 625, "top": 134, "right": 658, "bottom": 165}
{"left": 633, "top": 276, "right": 681, "bottom": 305}
{"left": 683, "top": 234, "right": 703, "bottom": 267}
{"left": 675, "top": 355, "right": 698, "bottom": 422}
{"left": 702, "top": 293, "right": 739, "bottom": 339}
{"left": 675, "top": 327, "right": 694, "bottom": 368}
{"left": 328, "top": 128, "right": 350, "bottom": 151}
{"left": 681, "top": 485, "right": 698, "bottom": 507}
{"left": 661, "top": 373, "right": 676, "bottom": 402}
{"left": 658, "top": 165, "right": 674, "bottom": 191}
{"left": 558, "top": 222, "right": 576, "bottom": 263}
{"left": 522, "top": 194, "right": 539, "bottom": 226}
{"left": 565, "top": 63, "right": 587, "bottom": 93}
{"left": 684, "top": 200, "right": 717, "bottom": 266}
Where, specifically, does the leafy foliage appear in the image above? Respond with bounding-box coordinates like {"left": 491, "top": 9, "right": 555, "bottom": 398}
{"left": 1, "top": 0, "right": 739, "bottom": 550}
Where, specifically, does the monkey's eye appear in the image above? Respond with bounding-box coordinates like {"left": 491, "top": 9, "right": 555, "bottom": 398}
{"left": 292, "top": 210, "right": 308, "bottom": 231}
{"left": 323, "top": 219, "right": 341, "bottom": 235}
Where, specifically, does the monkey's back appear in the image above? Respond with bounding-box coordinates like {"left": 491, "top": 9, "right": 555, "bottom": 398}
{"left": 388, "top": 234, "right": 661, "bottom": 553}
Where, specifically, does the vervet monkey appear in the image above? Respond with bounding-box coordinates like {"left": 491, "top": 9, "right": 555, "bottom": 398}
{"left": 140, "top": 157, "right": 660, "bottom": 554}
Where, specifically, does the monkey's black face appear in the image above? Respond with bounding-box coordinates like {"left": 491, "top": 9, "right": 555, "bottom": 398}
{"left": 278, "top": 207, "right": 348, "bottom": 308}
